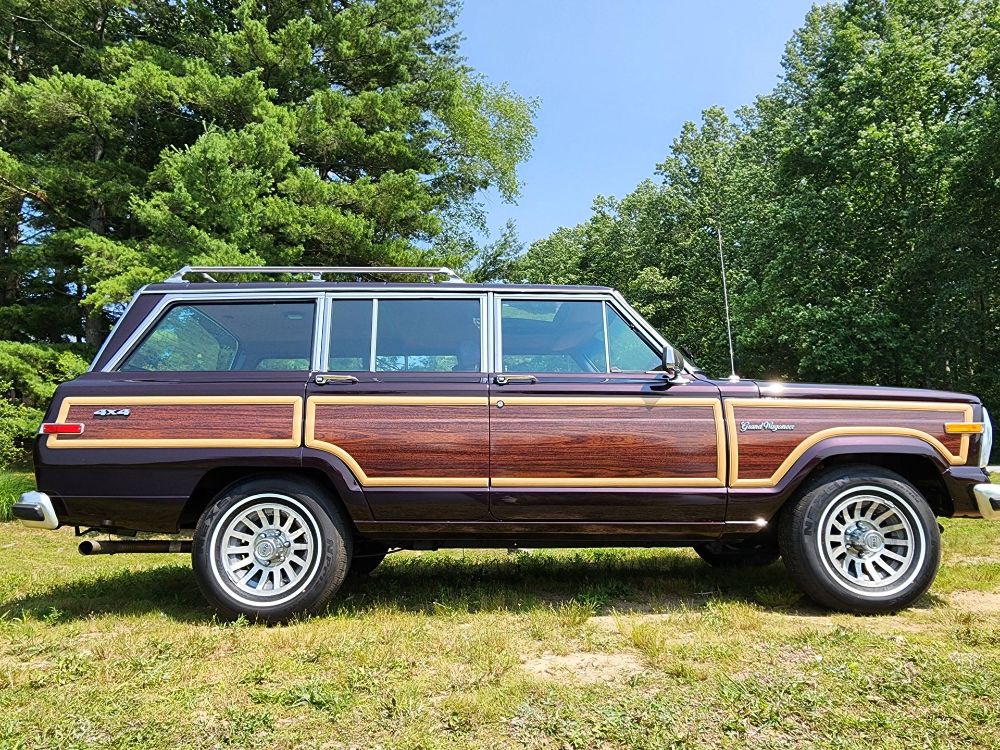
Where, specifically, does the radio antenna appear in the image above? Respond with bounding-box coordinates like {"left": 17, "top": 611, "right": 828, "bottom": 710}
{"left": 715, "top": 224, "right": 739, "bottom": 382}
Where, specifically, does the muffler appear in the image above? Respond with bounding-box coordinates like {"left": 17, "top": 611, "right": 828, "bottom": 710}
{"left": 78, "top": 539, "right": 192, "bottom": 555}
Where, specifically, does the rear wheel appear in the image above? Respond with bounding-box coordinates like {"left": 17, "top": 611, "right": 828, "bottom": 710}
{"left": 779, "top": 465, "right": 940, "bottom": 614}
{"left": 694, "top": 539, "right": 779, "bottom": 568}
{"left": 192, "top": 476, "right": 352, "bottom": 623}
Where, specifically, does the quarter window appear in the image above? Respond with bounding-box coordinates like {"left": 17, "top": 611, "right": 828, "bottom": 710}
{"left": 500, "top": 300, "right": 608, "bottom": 373}
{"left": 119, "top": 302, "right": 314, "bottom": 372}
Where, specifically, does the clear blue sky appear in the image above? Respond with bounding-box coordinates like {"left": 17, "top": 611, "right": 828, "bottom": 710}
{"left": 457, "top": 0, "right": 818, "bottom": 244}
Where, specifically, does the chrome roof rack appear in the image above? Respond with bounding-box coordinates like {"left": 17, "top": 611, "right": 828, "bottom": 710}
{"left": 165, "top": 265, "right": 465, "bottom": 284}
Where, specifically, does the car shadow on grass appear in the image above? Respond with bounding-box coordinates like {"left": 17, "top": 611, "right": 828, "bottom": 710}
{"left": 1, "top": 550, "right": 842, "bottom": 624}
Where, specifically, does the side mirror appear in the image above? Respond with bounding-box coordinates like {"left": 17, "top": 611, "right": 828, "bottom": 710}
{"left": 661, "top": 343, "right": 684, "bottom": 380}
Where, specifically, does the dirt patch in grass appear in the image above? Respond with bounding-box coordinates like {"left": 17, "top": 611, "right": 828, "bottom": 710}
{"left": 522, "top": 650, "right": 645, "bottom": 684}
{"left": 949, "top": 590, "right": 1000, "bottom": 612}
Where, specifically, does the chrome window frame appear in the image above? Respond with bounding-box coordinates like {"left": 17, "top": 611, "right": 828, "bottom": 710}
{"left": 102, "top": 286, "right": 682, "bottom": 377}
{"left": 321, "top": 291, "right": 489, "bottom": 374}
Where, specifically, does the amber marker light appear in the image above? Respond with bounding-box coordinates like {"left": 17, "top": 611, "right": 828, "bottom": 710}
{"left": 944, "top": 422, "right": 985, "bottom": 434}
{"left": 40, "top": 423, "right": 85, "bottom": 435}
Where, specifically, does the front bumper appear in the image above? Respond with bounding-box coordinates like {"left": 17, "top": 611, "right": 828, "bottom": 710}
{"left": 12, "top": 491, "right": 59, "bottom": 530}
{"left": 973, "top": 484, "right": 1000, "bottom": 521}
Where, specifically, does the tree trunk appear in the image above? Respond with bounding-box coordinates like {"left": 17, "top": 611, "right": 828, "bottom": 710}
{"left": 0, "top": 196, "right": 23, "bottom": 311}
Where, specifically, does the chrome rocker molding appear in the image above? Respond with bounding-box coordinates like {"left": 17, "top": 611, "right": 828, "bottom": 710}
{"left": 12, "top": 491, "right": 60, "bottom": 530}
{"left": 973, "top": 484, "right": 1000, "bottom": 521}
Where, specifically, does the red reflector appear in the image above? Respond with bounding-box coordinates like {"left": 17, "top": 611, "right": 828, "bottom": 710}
{"left": 40, "top": 423, "right": 85, "bottom": 435}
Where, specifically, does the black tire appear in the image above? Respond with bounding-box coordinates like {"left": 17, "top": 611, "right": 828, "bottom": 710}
{"left": 192, "top": 475, "right": 352, "bottom": 623}
{"left": 348, "top": 539, "right": 390, "bottom": 577}
{"left": 694, "top": 539, "right": 780, "bottom": 568}
{"left": 778, "top": 465, "right": 940, "bottom": 614}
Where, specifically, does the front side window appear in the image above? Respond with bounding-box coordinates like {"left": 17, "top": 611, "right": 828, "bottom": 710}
{"left": 120, "top": 301, "right": 314, "bottom": 372}
{"left": 500, "top": 299, "right": 607, "bottom": 373}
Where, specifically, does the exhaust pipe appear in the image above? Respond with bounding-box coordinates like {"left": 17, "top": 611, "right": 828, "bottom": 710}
{"left": 78, "top": 539, "right": 192, "bottom": 555}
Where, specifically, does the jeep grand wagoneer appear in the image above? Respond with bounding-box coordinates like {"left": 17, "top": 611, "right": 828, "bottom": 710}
{"left": 13, "top": 266, "right": 998, "bottom": 621}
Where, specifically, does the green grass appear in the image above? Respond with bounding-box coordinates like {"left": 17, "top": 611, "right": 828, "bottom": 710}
{"left": 0, "top": 470, "right": 33, "bottom": 521}
{"left": 2, "top": 476, "right": 1000, "bottom": 749}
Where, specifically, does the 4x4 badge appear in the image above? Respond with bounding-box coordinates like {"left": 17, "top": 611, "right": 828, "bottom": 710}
{"left": 93, "top": 408, "right": 130, "bottom": 418}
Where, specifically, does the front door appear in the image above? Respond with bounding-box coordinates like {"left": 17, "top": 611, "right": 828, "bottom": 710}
{"left": 489, "top": 296, "right": 726, "bottom": 523}
{"left": 304, "top": 294, "right": 491, "bottom": 521}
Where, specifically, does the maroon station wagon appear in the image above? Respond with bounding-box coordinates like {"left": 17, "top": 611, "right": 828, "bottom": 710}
{"left": 13, "top": 265, "right": 999, "bottom": 621}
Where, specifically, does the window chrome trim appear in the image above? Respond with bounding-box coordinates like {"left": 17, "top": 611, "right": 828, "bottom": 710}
{"left": 601, "top": 302, "right": 612, "bottom": 373}
{"left": 102, "top": 291, "right": 326, "bottom": 372}
{"left": 88, "top": 287, "right": 145, "bottom": 372}
{"left": 105, "top": 288, "right": 675, "bottom": 377}
{"left": 312, "top": 295, "right": 327, "bottom": 371}
{"left": 369, "top": 298, "right": 379, "bottom": 371}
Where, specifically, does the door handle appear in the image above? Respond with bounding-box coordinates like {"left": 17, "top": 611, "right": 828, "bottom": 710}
{"left": 314, "top": 374, "right": 359, "bottom": 385}
{"left": 495, "top": 374, "right": 537, "bottom": 385}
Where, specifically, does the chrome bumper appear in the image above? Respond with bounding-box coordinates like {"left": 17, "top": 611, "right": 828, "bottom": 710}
{"left": 973, "top": 484, "right": 1000, "bottom": 521}
{"left": 11, "top": 491, "right": 59, "bottom": 530}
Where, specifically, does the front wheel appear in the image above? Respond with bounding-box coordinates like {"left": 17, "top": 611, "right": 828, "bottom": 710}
{"left": 779, "top": 465, "right": 940, "bottom": 614}
{"left": 192, "top": 476, "right": 352, "bottom": 623}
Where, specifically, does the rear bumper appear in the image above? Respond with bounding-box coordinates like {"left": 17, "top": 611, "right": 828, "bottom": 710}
{"left": 973, "top": 484, "right": 1000, "bottom": 521}
{"left": 12, "top": 491, "right": 60, "bottom": 530}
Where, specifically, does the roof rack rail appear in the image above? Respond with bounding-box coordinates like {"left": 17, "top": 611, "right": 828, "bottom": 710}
{"left": 166, "top": 265, "right": 465, "bottom": 284}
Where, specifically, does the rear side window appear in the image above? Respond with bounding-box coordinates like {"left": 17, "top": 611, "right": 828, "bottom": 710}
{"left": 376, "top": 299, "right": 481, "bottom": 372}
{"left": 119, "top": 302, "right": 315, "bottom": 372}
{"left": 326, "top": 297, "right": 483, "bottom": 372}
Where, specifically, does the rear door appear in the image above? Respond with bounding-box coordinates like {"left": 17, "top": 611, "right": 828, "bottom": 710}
{"left": 304, "top": 293, "right": 490, "bottom": 521}
{"left": 489, "top": 294, "right": 726, "bottom": 524}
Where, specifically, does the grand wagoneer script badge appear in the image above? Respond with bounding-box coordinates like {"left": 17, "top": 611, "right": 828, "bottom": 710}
{"left": 739, "top": 420, "right": 795, "bottom": 433}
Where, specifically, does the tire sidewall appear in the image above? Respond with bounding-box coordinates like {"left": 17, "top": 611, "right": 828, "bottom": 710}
{"left": 192, "top": 477, "right": 351, "bottom": 622}
{"left": 784, "top": 467, "right": 941, "bottom": 613}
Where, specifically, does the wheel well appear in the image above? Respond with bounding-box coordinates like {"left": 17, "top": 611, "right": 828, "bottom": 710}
{"left": 811, "top": 454, "right": 953, "bottom": 516}
{"left": 178, "top": 467, "right": 356, "bottom": 530}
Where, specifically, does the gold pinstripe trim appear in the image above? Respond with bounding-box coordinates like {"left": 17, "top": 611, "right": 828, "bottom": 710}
{"left": 47, "top": 396, "right": 303, "bottom": 449}
{"left": 305, "top": 395, "right": 489, "bottom": 488}
{"left": 490, "top": 396, "right": 726, "bottom": 488}
{"left": 305, "top": 395, "right": 726, "bottom": 489}
{"left": 725, "top": 398, "right": 975, "bottom": 488}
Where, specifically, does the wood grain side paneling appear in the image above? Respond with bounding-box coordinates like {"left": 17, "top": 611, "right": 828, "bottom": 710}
{"left": 491, "top": 398, "right": 724, "bottom": 487}
{"left": 306, "top": 397, "right": 489, "bottom": 487}
{"left": 726, "top": 399, "right": 975, "bottom": 487}
{"left": 48, "top": 396, "right": 302, "bottom": 448}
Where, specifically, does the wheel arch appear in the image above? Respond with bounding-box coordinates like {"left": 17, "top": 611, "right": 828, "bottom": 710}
{"left": 772, "top": 437, "right": 954, "bottom": 517}
{"left": 178, "top": 465, "right": 369, "bottom": 531}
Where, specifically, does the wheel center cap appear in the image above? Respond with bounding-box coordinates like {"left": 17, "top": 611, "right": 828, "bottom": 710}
{"left": 255, "top": 539, "right": 277, "bottom": 560}
{"left": 862, "top": 530, "right": 884, "bottom": 552}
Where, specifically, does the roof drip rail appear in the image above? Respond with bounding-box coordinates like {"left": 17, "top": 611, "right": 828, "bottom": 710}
{"left": 165, "top": 265, "right": 465, "bottom": 284}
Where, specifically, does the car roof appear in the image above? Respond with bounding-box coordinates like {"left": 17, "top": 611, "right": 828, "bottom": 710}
{"left": 141, "top": 282, "right": 616, "bottom": 295}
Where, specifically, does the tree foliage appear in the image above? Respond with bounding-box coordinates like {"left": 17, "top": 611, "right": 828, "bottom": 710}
{"left": 519, "top": 0, "right": 1000, "bottom": 434}
{"left": 0, "top": 0, "right": 536, "bottom": 344}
